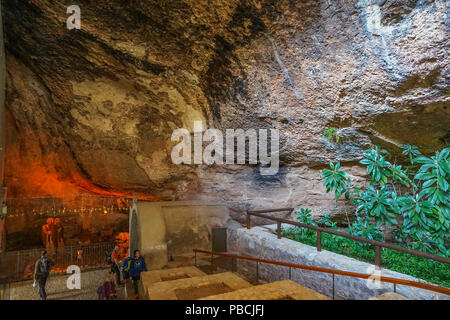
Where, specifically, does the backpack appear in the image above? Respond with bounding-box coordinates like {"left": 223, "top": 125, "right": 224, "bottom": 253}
{"left": 37, "top": 257, "right": 51, "bottom": 277}
{"left": 121, "top": 257, "right": 132, "bottom": 272}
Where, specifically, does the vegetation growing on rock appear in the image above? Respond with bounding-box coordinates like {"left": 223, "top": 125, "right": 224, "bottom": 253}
{"left": 284, "top": 143, "right": 449, "bottom": 286}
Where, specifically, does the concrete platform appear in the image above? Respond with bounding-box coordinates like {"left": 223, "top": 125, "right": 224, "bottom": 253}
{"left": 200, "top": 280, "right": 330, "bottom": 300}
{"left": 145, "top": 272, "right": 252, "bottom": 300}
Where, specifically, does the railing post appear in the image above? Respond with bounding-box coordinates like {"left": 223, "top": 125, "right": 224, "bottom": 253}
{"left": 332, "top": 273, "right": 335, "bottom": 300}
{"left": 246, "top": 212, "right": 251, "bottom": 229}
{"left": 317, "top": 231, "right": 322, "bottom": 252}
{"left": 394, "top": 283, "right": 397, "bottom": 293}
{"left": 256, "top": 261, "right": 259, "bottom": 283}
{"left": 16, "top": 251, "right": 20, "bottom": 282}
{"left": 289, "top": 267, "right": 291, "bottom": 280}
{"left": 277, "top": 221, "right": 281, "bottom": 239}
{"left": 211, "top": 252, "right": 214, "bottom": 273}
{"left": 374, "top": 246, "right": 381, "bottom": 269}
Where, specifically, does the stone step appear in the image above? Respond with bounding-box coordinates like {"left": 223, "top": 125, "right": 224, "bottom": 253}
{"left": 140, "top": 266, "right": 208, "bottom": 299}
{"left": 200, "top": 280, "right": 329, "bottom": 300}
{"left": 144, "top": 271, "right": 253, "bottom": 300}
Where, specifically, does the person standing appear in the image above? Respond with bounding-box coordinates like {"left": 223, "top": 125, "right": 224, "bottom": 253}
{"left": 54, "top": 218, "right": 64, "bottom": 249}
{"left": 33, "top": 250, "right": 53, "bottom": 300}
{"left": 41, "top": 218, "right": 55, "bottom": 250}
{"left": 129, "top": 250, "right": 147, "bottom": 297}
{"left": 110, "top": 245, "right": 121, "bottom": 286}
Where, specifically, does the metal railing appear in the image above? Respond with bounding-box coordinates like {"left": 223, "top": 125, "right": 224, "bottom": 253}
{"left": 0, "top": 242, "right": 115, "bottom": 284}
{"left": 193, "top": 249, "right": 450, "bottom": 298}
{"left": 247, "top": 208, "right": 450, "bottom": 267}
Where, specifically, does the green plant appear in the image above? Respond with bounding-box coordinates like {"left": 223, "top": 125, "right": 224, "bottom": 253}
{"left": 321, "top": 162, "right": 351, "bottom": 200}
{"left": 359, "top": 148, "right": 409, "bottom": 186}
{"left": 355, "top": 185, "right": 398, "bottom": 226}
{"left": 295, "top": 208, "right": 317, "bottom": 237}
{"left": 321, "top": 161, "right": 352, "bottom": 226}
{"left": 320, "top": 144, "right": 450, "bottom": 256}
{"left": 319, "top": 214, "right": 338, "bottom": 230}
{"left": 414, "top": 148, "right": 449, "bottom": 206}
{"left": 348, "top": 215, "right": 383, "bottom": 242}
{"left": 323, "top": 127, "right": 340, "bottom": 143}
{"left": 400, "top": 144, "right": 421, "bottom": 165}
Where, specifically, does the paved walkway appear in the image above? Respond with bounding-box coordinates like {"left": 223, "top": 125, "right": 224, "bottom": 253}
{"left": 7, "top": 269, "right": 125, "bottom": 300}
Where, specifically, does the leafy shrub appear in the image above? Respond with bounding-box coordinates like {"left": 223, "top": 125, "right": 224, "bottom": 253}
{"left": 320, "top": 145, "right": 450, "bottom": 257}
{"left": 349, "top": 216, "right": 383, "bottom": 242}
{"left": 294, "top": 208, "right": 317, "bottom": 237}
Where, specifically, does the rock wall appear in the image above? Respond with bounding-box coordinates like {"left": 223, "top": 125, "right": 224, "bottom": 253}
{"left": 0, "top": 0, "right": 5, "bottom": 186}
{"left": 2, "top": 0, "right": 449, "bottom": 221}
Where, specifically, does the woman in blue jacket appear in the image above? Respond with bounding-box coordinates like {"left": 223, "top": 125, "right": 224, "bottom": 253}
{"left": 129, "top": 250, "right": 147, "bottom": 296}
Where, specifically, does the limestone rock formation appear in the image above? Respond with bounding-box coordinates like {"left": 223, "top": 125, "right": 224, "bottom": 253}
{"left": 3, "top": 0, "right": 449, "bottom": 222}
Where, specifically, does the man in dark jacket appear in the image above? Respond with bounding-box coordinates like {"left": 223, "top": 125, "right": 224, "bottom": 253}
{"left": 129, "top": 250, "right": 147, "bottom": 296}
{"left": 33, "top": 250, "right": 52, "bottom": 300}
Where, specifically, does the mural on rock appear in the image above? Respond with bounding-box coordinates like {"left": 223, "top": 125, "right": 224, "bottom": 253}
{"left": 3, "top": 0, "right": 449, "bottom": 222}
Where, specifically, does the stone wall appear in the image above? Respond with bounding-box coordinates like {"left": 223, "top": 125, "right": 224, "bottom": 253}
{"left": 228, "top": 224, "right": 448, "bottom": 300}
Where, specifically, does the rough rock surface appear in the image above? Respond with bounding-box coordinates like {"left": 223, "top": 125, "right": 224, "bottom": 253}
{"left": 3, "top": 0, "right": 449, "bottom": 221}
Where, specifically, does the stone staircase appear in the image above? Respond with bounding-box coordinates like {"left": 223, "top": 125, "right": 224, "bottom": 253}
{"left": 140, "top": 266, "right": 330, "bottom": 300}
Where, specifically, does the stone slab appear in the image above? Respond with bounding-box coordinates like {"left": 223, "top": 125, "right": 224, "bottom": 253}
{"left": 146, "top": 272, "right": 252, "bottom": 300}
{"left": 141, "top": 266, "right": 206, "bottom": 287}
{"left": 201, "top": 280, "right": 329, "bottom": 300}
{"left": 369, "top": 292, "right": 408, "bottom": 300}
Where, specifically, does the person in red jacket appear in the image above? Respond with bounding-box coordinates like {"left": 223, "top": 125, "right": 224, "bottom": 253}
{"left": 110, "top": 245, "right": 121, "bottom": 286}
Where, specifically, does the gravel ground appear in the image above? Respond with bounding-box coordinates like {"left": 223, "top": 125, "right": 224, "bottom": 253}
{"left": 8, "top": 268, "right": 125, "bottom": 300}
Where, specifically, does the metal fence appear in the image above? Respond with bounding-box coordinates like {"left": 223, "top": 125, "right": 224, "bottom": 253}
{"left": 0, "top": 242, "right": 115, "bottom": 284}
